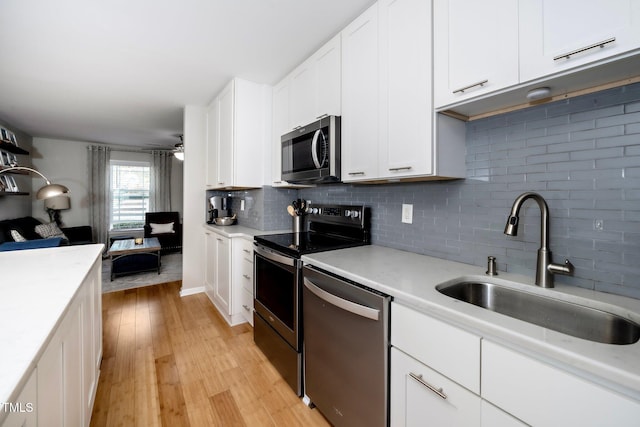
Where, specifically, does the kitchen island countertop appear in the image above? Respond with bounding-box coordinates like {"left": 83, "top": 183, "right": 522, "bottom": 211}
{"left": 0, "top": 244, "right": 104, "bottom": 405}
{"left": 302, "top": 245, "right": 640, "bottom": 400}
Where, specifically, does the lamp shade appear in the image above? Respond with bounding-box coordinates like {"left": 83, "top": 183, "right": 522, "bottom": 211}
{"left": 44, "top": 195, "right": 71, "bottom": 210}
{"left": 36, "top": 183, "right": 70, "bottom": 200}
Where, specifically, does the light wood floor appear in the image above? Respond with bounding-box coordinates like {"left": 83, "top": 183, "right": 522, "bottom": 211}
{"left": 90, "top": 281, "right": 330, "bottom": 427}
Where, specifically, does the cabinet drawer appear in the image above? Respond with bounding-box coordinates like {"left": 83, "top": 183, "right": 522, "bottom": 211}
{"left": 391, "top": 302, "right": 481, "bottom": 393}
{"left": 390, "top": 347, "right": 481, "bottom": 426}
{"left": 236, "top": 238, "right": 254, "bottom": 261}
{"left": 240, "top": 258, "right": 253, "bottom": 293}
{"left": 240, "top": 288, "right": 254, "bottom": 326}
{"left": 482, "top": 340, "right": 640, "bottom": 426}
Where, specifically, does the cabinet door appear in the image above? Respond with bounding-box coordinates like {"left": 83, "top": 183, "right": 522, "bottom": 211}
{"left": 315, "top": 33, "right": 342, "bottom": 119}
{"left": 341, "top": 2, "right": 380, "bottom": 182}
{"left": 204, "top": 231, "right": 216, "bottom": 301}
{"left": 271, "top": 79, "right": 290, "bottom": 185}
{"left": 379, "top": 0, "right": 432, "bottom": 179}
{"left": 519, "top": 0, "right": 640, "bottom": 82}
{"left": 217, "top": 81, "right": 234, "bottom": 187}
{"left": 390, "top": 347, "right": 481, "bottom": 427}
{"left": 206, "top": 98, "right": 220, "bottom": 187}
{"left": 482, "top": 340, "right": 640, "bottom": 426}
{"left": 37, "top": 302, "right": 83, "bottom": 427}
{"left": 433, "top": 0, "right": 519, "bottom": 108}
{"left": 214, "top": 235, "right": 231, "bottom": 315}
{"left": 290, "top": 62, "right": 317, "bottom": 129}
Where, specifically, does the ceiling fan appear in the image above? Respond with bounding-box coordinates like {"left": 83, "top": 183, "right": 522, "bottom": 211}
{"left": 173, "top": 135, "right": 184, "bottom": 161}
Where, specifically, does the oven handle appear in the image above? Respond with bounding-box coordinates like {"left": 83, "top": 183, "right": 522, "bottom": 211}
{"left": 303, "top": 277, "right": 380, "bottom": 321}
{"left": 254, "top": 243, "right": 296, "bottom": 267}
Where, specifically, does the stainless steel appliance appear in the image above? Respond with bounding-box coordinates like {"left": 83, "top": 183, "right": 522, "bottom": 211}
{"left": 281, "top": 115, "right": 341, "bottom": 184}
{"left": 253, "top": 203, "right": 370, "bottom": 396}
{"left": 303, "top": 265, "right": 390, "bottom": 427}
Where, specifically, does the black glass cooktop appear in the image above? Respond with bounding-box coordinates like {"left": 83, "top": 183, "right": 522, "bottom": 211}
{"left": 254, "top": 231, "right": 367, "bottom": 258}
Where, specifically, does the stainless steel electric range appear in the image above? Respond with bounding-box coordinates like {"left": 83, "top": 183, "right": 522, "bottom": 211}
{"left": 253, "top": 203, "right": 370, "bottom": 396}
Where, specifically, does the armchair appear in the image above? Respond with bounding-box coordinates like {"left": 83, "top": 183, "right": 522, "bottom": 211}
{"left": 143, "top": 212, "right": 182, "bottom": 254}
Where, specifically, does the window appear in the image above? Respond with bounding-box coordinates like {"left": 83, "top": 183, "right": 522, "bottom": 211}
{"left": 110, "top": 160, "right": 150, "bottom": 230}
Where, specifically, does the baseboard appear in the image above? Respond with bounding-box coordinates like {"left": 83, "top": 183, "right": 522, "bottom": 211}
{"left": 180, "top": 286, "right": 205, "bottom": 297}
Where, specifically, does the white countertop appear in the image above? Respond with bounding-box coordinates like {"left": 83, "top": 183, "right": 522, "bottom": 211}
{"left": 0, "top": 244, "right": 104, "bottom": 403}
{"left": 302, "top": 245, "right": 640, "bottom": 400}
{"left": 203, "top": 223, "right": 288, "bottom": 240}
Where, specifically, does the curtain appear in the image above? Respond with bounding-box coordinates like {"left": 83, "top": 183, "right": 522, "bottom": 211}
{"left": 150, "top": 150, "right": 173, "bottom": 212}
{"left": 87, "top": 145, "right": 111, "bottom": 248}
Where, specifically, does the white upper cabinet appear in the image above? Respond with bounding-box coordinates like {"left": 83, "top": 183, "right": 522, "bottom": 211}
{"left": 314, "top": 34, "right": 342, "bottom": 119}
{"left": 341, "top": 2, "right": 380, "bottom": 182}
{"left": 379, "top": 0, "right": 432, "bottom": 179}
{"left": 206, "top": 78, "right": 270, "bottom": 189}
{"left": 519, "top": 0, "right": 640, "bottom": 83}
{"left": 270, "top": 79, "right": 290, "bottom": 186}
{"left": 289, "top": 62, "right": 317, "bottom": 128}
{"left": 434, "top": 0, "right": 519, "bottom": 109}
{"left": 342, "top": 0, "right": 465, "bottom": 183}
{"left": 287, "top": 33, "right": 342, "bottom": 131}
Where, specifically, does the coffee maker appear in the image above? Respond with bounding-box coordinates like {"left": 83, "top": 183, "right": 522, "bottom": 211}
{"left": 208, "top": 196, "right": 230, "bottom": 222}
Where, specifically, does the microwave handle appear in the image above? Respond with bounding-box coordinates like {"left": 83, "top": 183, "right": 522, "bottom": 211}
{"left": 311, "top": 129, "right": 322, "bottom": 169}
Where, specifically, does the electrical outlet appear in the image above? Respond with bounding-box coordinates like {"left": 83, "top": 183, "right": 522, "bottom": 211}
{"left": 595, "top": 219, "right": 603, "bottom": 231}
{"left": 402, "top": 204, "right": 413, "bottom": 224}
{"left": 240, "top": 200, "right": 245, "bottom": 211}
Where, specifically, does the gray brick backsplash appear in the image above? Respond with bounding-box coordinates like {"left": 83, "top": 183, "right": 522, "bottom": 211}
{"left": 214, "top": 83, "right": 640, "bottom": 300}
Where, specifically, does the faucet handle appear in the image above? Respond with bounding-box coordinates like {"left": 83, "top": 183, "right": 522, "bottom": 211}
{"left": 548, "top": 259, "right": 574, "bottom": 276}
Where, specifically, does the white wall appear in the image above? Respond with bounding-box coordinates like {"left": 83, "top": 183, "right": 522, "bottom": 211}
{"left": 180, "top": 105, "right": 207, "bottom": 295}
{"left": 31, "top": 138, "right": 184, "bottom": 227}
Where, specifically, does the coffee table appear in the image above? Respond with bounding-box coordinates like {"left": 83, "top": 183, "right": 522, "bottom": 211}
{"left": 108, "top": 237, "right": 162, "bottom": 281}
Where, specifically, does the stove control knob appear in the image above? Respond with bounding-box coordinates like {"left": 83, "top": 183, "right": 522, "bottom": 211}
{"left": 312, "top": 207, "right": 319, "bottom": 214}
{"left": 344, "top": 209, "right": 351, "bottom": 217}
{"left": 350, "top": 210, "right": 360, "bottom": 219}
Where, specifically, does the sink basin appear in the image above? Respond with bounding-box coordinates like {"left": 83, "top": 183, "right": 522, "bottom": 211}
{"left": 436, "top": 281, "right": 640, "bottom": 345}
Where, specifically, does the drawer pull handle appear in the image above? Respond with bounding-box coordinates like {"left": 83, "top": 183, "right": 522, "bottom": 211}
{"left": 242, "top": 304, "right": 250, "bottom": 311}
{"left": 243, "top": 274, "right": 251, "bottom": 280}
{"left": 554, "top": 37, "right": 615, "bottom": 61}
{"left": 388, "top": 166, "right": 412, "bottom": 172}
{"left": 243, "top": 249, "right": 251, "bottom": 254}
{"left": 348, "top": 171, "right": 366, "bottom": 176}
{"left": 453, "top": 79, "right": 488, "bottom": 94}
{"left": 409, "top": 372, "right": 448, "bottom": 400}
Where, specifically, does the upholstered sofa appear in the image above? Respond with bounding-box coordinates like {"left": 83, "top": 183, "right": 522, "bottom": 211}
{"left": 0, "top": 216, "right": 93, "bottom": 251}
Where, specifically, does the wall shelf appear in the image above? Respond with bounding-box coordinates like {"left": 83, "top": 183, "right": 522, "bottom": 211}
{"left": 0, "top": 191, "right": 29, "bottom": 196}
{"left": 0, "top": 141, "right": 29, "bottom": 155}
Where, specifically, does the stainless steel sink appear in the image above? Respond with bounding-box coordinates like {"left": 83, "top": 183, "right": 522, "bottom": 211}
{"left": 436, "top": 281, "right": 640, "bottom": 345}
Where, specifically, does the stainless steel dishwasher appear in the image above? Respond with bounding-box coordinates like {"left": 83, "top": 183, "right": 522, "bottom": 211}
{"left": 303, "top": 264, "right": 390, "bottom": 427}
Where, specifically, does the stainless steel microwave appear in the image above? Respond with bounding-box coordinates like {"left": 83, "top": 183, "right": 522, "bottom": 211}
{"left": 281, "top": 115, "right": 341, "bottom": 184}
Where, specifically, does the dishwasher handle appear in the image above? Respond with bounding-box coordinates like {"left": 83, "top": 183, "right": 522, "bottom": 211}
{"left": 303, "top": 277, "right": 380, "bottom": 321}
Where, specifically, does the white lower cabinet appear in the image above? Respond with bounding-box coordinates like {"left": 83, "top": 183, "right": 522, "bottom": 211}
{"left": 204, "top": 230, "right": 254, "bottom": 326}
{"left": 390, "top": 302, "right": 525, "bottom": 426}
{"left": 234, "top": 238, "right": 254, "bottom": 326}
{"left": 482, "top": 340, "right": 640, "bottom": 426}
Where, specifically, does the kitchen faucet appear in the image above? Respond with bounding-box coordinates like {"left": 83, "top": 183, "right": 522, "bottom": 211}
{"left": 504, "top": 192, "right": 574, "bottom": 288}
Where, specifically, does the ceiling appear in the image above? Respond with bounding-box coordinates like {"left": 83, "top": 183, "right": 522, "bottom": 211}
{"left": 0, "top": 0, "right": 375, "bottom": 149}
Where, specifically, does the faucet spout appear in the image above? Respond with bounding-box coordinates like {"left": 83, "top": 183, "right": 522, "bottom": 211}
{"left": 504, "top": 192, "right": 572, "bottom": 288}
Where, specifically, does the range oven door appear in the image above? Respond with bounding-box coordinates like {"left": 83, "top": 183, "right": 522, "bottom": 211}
{"left": 253, "top": 243, "right": 301, "bottom": 351}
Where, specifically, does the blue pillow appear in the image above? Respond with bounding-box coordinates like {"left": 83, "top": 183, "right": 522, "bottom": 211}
{"left": 0, "top": 237, "right": 63, "bottom": 252}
